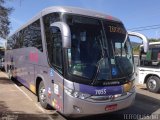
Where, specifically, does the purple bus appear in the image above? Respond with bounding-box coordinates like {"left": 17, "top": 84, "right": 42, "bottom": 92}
{"left": 5, "top": 6, "right": 148, "bottom": 117}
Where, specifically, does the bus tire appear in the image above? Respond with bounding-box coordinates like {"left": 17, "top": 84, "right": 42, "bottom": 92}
{"left": 146, "top": 76, "right": 160, "bottom": 93}
{"left": 38, "top": 81, "right": 49, "bottom": 109}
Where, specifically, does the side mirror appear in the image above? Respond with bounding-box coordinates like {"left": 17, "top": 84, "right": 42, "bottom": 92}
{"left": 128, "top": 31, "right": 149, "bottom": 53}
{"left": 50, "top": 22, "right": 71, "bottom": 48}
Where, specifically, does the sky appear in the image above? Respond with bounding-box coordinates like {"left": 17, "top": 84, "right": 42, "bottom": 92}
{"left": 4, "top": 0, "right": 160, "bottom": 43}
{"left": 0, "top": 37, "right": 6, "bottom": 47}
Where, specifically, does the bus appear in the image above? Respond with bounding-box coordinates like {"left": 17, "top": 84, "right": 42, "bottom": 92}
{"left": 136, "top": 42, "right": 160, "bottom": 93}
{"left": 5, "top": 6, "right": 148, "bottom": 116}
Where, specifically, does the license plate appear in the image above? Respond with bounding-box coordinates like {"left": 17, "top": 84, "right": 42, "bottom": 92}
{"left": 105, "top": 104, "right": 117, "bottom": 111}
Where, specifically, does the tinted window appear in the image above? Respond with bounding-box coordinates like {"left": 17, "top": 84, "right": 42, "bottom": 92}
{"left": 26, "top": 20, "right": 43, "bottom": 51}
{"left": 7, "top": 19, "right": 43, "bottom": 52}
{"left": 43, "top": 13, "right": 60, "bottom": 51}
{"left": 43, "top": 13, "right": 62, "bottom": 71}
{"left": 66, "top": 15, "right": 102, "bottom": 79}
{"left": 49, "top": 27, "right": 63, "bottom": 73}
{"left": 7, "top": 33, "right": 19, "bottom": 49}
{"left": 14, "top": 30, "right": 24, "bottom": 48}
{"left": 140, "top": 45, "right": 160, "bottom": 67}
{"left": 7, "top": 37, "right": 14, "bottom": 50}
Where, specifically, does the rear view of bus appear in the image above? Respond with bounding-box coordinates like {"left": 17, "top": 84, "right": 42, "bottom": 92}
{"left": 5, "top": 6, "right": 148, "bottom": 116}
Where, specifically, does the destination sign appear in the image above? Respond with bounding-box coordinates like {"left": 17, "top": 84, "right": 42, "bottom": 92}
{"left": 108, "top": 25, "right": 126, "bottom": 34}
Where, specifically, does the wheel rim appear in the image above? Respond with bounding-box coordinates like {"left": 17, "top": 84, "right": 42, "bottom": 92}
{"left": 148, "top": 79, "right": 157, "bottom": 90}
{"left": 39, "top": 87, "right": 46, "bottom": 103}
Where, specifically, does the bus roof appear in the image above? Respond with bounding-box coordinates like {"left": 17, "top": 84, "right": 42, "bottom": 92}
{"left": 42, "top": 6, "right": 121, "bottom": 21}
{"left": 9, "top": 6, "right": 122, "bottom": 37}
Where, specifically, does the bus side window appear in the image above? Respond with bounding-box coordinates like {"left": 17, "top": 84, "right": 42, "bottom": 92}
{"left": 43, "top": 13, "right": 61, "bottom": 72}
{"left": 7, "top": 37, "right": 13, "bottom": 50}
{"left": 27, "top": 20, "right": 43, "bottom": 52}
{"left": 50, "top": 27, "right": 63, "bottom": 74}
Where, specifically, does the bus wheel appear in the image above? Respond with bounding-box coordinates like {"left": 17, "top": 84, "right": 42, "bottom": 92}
{"left": 146, "top": 76, "right": 160, "bottom": 93}
{"left": 38, "top": 81, "right": 49, "bottom": 109}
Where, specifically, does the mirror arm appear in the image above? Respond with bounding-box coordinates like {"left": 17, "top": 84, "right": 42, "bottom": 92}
{"left": 50, "top": 22, "right": 71, "bottom": 48}
{"left": 128, "top": 31, "right": 149, "bottom": 53}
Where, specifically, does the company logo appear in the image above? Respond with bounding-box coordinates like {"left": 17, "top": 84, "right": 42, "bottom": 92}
{"left": 103, "top": 81, "right": 120, "bottom": 86}
{"left": 91, "top": 95, "right": 116, "bottom": 101}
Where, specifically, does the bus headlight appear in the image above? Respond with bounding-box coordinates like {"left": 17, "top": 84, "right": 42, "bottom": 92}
{"left": 79, "top": 93, "right": 91, "bottom": 99}
{"left": 64, "top": 87, "right": 73, "bottom": 95}
{"left": 73, "top": 92, "right": 79, "bottom": 98}
{"left": 123, "top": 80, "right": 135, "bottom": 92}
{"left": 64, "top": 87, "right": 91, "bottom": 99}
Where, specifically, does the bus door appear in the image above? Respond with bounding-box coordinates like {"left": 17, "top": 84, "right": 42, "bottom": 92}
{"left": 48, "top": 24, "right": 66, "bottom": 112}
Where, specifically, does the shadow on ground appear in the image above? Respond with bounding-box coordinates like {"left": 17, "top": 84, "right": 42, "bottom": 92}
{"left": 70, "top": 93, "right": 160, "bottom": 120}
{"left": 0, "top": 72, "right": 62, "bottom": 120}
{"left": 0, "top": 113, "right": 61, "bottom": 120}
{"left": 0, "top": 76, "right": 13, "bottom": 85}
{"left": 0, "top": 99, "right": 58, "bottom": 120}
{"left": 0, "top": 101, "right": 62, "bottom": 120}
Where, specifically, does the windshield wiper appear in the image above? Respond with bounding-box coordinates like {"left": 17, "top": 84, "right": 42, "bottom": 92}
{"left": 91, "top": 36, "right": 107, "bottom": 84}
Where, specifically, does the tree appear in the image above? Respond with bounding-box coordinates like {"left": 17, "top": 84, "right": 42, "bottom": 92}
{"left": 0, "top": 0, "right": 13, "bottom": 39}
{"left": 148, "top": 38, "right": 160, "bottom": 42}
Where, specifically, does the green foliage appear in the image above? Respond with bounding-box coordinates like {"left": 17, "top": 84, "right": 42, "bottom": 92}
{"left": 133, "top": 45, "right": 140, "bottom": 55}
{"left": 0, "top": 0, "right": 13, "bottom": 39}
{"left": 148, "top": 38, "right": 160, "bottom": 42}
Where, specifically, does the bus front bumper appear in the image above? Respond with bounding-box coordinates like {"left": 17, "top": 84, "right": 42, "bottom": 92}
{"left": 63, "top": 91, "right": 136, "bottom": 117}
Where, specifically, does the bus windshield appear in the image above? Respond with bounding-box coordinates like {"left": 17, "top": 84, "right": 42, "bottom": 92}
{"left": 65, "top": 14, "right": 133, "bottom": 82}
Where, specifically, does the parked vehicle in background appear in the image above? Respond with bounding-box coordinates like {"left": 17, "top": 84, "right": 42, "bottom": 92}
{"left": 0, "top": 49, "right": 5, "bottom": 71}
{"left": 5, "top": 6, "right": 148, "bottom": 117}
{"left": 0, "top": 58, "right": 5, "bottom": 71}
{"left": 136, "top": 42, "right": 160, "bottom": 93}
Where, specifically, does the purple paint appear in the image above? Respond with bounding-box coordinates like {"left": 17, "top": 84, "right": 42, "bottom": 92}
{"left": 16, "top": 76, "right": 29, "bottom": 88}
{"left": 29, "top": 52, "right": 38, "bottom": 63}
{"left": 79, "top": 84, "right": 123, "bottom": 96}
